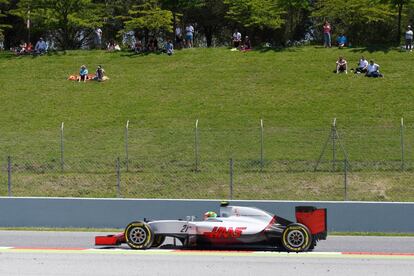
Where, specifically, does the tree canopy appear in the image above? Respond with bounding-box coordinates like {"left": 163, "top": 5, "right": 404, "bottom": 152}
{"left": 2, "top": 0, "right": 414, "bottom": 48}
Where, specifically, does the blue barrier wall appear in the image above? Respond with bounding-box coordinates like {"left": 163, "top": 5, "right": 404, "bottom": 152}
{"left": 0, "top": 197, "right": 413, "bottom": 232}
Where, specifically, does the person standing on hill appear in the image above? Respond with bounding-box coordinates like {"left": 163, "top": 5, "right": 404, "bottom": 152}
{"left": 185, "top": 24, "right": 194, "bottom": 48}
{"left": 323, "top": 20, "right": 332, "bottom": 48}
{"left": 405, "top": 26, "right": 413, "bottom": 51}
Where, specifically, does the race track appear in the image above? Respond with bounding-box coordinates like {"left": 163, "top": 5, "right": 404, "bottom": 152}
{"left": 1, "top": 231, "right": 414, "bottom": 275}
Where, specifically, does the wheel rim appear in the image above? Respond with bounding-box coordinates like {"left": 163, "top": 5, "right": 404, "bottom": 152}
{"left": 287, "top": 230, "right": 305, "bottom": 248}
{"left": 129, "top": 227, "right": 147, "bottom": 245}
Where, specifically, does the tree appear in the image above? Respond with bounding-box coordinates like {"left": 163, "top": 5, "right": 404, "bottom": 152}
{"left": 278, "top": 0, "right": 311, "bottom": 41}
{"left": 11, "top": 0, "right": 104, "bottom": 49}
{"left": 388, "top": 0, "right": 412, "bottom": 43}
{"left": 312, "top": 0, "right": 395, "bottom": 45}
{"left": 224, "top": 0, "right": 284, "bottom": 30}
{"left": 0, "top": 0, "right": 11, "bottom": 41}
{"left": 123, "top": 0, "right": 173, "bottom": 35}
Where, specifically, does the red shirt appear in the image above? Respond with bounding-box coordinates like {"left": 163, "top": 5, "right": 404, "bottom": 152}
{"left": 323, "top": 24, "right": 331, "bottom": 34}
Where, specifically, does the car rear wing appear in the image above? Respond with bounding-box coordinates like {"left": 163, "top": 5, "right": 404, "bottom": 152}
{"left": 295, "top": 206, "right": 327, "bottom": 240}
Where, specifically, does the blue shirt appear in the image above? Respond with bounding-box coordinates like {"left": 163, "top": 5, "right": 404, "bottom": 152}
{"left": 80, "top": 68, "right": 88, "bottom": 76}
{"left": 337, "top": 36, "right": 347, "bottom": 45}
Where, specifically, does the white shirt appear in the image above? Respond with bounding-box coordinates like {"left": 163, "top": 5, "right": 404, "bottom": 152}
{"left": 96, "top": 28, "right": 102, "bottom": 38}
{"left": 186, "top": 26, "right": 194, "bottom": 36}
{"left": 367, "top": 63, "right": 379, "bottom": 73}
{"left": 406, "top": 30, "right": 413, "bottom": 40}
{"left": 175, "top": 27, "right": 182, "bottom": 36}
{"left": 233, "top": 32, "right": 241, "bottom": 41}
{"left": 358, "top": 59, "right": 368, "bottom": 69}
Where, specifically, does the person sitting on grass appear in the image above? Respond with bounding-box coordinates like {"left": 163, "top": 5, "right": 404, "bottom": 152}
{"left": 336, "top": 33, "right": 347, "bottom": 48}
{"left": 335, "top": 56, "right": 348, "bottom": 74}
{"left": 365, "top": 60, "right": 383, "bottom": 78}
{"left": 79, "top": 65, "right": 88, "bottom": 82}
{"left": 165, "top": 40, "right": 174, "bottom": 56}
{"left": 354, "top": 56, "right": 368, "bottom": 74}
{"left": 241, "top": 36, "right": 252, "bottom": 51}
{"left": 35, "top": 37, "right": 47, "bottom": 55}
{"left": 94, "top": 65, "right": 105, "bottom": 81}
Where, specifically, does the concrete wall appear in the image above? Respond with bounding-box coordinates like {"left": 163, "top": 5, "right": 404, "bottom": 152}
{"left": 0, "top": 197, "right": 413, "bottom": 232}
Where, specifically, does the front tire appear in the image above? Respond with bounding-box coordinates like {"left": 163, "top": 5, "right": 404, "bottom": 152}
{"left": 281, "top": 223, "right": 312, "bottom": 252}
{"left": 125, "top": 221, "right": 154, "bottom": 249}
{"left": 151, "top": 235, "right": 166, "bottom": 248}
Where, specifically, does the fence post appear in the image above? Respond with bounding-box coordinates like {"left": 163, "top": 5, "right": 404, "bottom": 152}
{"left": 195, "top": 119, "right": 199, "bottom": 172}
{"left": 260, "top": 119, "right": 264, "bottom": 171}
{"left": 332, "top": 118, "right": 337, "bottom": 172}
{"left": 7, "top": 156, "right": 12, "bottom": 196}
{"left": 229, "top": 158, "right": 233, "bottom": 200}
{"left": 401, "top": 117, "right": 405, "bottom": 171}
{"left": 60, "top": 122, "right": 64, "bottom": 172}
{"left": 125, "top": 120, "right": 129, "bottom": 172}
{"left": 116, "top": 157, "right": 121, "bottom": 198}
{"left": 344, "top": 158, "right": 348, "bottom": 201}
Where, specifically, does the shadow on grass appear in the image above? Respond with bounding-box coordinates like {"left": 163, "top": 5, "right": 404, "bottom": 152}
{"left": 119, "top": 50, "right": 164, "bottom": 58}
{"left": 349, "top": 45, "right": 397, "bottom": 54}
{"left": 0, "top": 50, "right": 67, "bottom": 60}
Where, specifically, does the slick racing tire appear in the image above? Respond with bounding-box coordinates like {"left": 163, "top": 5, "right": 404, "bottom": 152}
{"left": 281, "top": 223, "right": 312, "bottom": 252}
{"left": 151, "top": 235, "right": 166, "bottom": 248}
{"left": 125, "top": 221, "right": 154, "bottom": 249}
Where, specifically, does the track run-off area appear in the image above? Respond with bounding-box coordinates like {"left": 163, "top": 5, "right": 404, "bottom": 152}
{"left": 1, "top": 231, "right": 414, "bottom": 275}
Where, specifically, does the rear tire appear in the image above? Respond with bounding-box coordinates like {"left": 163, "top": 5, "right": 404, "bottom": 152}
{"left": 125, "top": 221, "right": 154, "bottom": 249}
{"left": 281, "top": 223, "right": 312, "bottom": 252}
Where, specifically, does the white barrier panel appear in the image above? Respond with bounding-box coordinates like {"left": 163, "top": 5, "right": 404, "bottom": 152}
{"left": 0, "top": 197, "right": 413, "bottom": 232}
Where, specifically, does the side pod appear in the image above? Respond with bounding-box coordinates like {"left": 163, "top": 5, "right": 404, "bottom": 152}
{"left": 295, "top": 206, "right": 327, "bottom": 240}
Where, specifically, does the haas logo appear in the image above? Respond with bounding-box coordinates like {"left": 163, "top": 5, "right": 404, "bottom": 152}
{"left": 204, "top": 227, "right": 247, "bottom": 239}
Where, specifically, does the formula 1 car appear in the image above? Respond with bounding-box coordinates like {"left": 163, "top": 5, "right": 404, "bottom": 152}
{"left": 95, "top": 202, "right": 327, "bottom": 252}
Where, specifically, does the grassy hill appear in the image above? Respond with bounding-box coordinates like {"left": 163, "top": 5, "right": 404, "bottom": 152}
{"left": 1, "top": 46, "right": 414, "bottom": 200}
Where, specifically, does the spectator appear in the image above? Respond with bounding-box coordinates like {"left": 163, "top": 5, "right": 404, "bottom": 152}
{"left": 366, "top": 60, "right": 383, "bottom": 78}
{"left": 18, "top": 41, "right": 27, "bottom": 54}
{"left": 232, "top": 29, "right": 242, "bottom": 48}
{"left": 335, "top": 56, "right": 348, "bottom": 74}
{"left": 337, "top": 33, "right": 347, "bottom": 48}
{"left": 405, "top": 25, "right": 413, "bottom": 51}
{"left": 79, "top": 65, "right": 88, "bottom": 82}
{"left": 165, "top": 40, "right": 174, "bottom": 56}
{"left": 147, "top": 37, "right": 158, "bottom": 52}
{"left": 241, "top": 36, "right": 252, "bottom": 51}
{"left": 35, "top": 37, "right": 47, "bottom": 55}
{"left": 0, "top": 40, "right": 4, "bottom": 51}
{"left": 95, "top": 28, "right": 103, "bottom": 48}
{"left": 185, "top": 24, "right": 194, "bottom": 48}
{"left": 94, "top": 65, "right": 105, "bottom": 81}
{"left": 354, "top": 56, "right": 368, "bottom": 74}
{"left": 175, "top": 26, "right": 183, "bottom": 49}
{"left": 323, "top": 20, "right": 332, "bottom": 48}
{"left": 134, "top": 39, "right": 143, "bottom": 54}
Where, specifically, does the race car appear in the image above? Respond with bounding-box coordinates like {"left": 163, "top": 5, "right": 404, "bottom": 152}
{"left": 95, "top": 202, "right": 327, "bottom": 252}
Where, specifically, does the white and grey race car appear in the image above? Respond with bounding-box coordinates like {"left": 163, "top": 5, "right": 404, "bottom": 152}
{"left": 95, "top": 202, "right": 327, "bottom": 252}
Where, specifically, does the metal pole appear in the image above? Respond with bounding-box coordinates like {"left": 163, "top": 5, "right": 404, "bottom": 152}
{"left": 125, "top": 120, "right": 129, "bottom": 172}
{"left": 260, "top": 119, "right": 264, "bottom": 171}
{"left": 195, "top": 119, "right": 199, "bottom": 172}
{"left": 344, "top": 158, "right": 348, "bottom": 201}
{"left": 332, "top": 118, "right": 337, "bottom": 172}
{"left": 60, "top": 122, "right": 64, "bottom": 172}
{"left": 229, "top": 158, "right": 233, "bottom": 200}
{"left": 116, "top": 157, "right": 121, "bottom": 198}
{"left": 401, "top": 118, "right": 405, "bottom": 171}
{"left": 7, "top": 156, "right": 11, "bottom": 196}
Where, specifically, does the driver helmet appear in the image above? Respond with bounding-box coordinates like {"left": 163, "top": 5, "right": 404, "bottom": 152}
{"left": 204, "top": 211, "right": 217, "bottom": 220}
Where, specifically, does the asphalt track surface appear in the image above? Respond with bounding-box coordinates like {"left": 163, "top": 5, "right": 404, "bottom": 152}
{"left": 1, "top": 231, "right": 414, "bottom": 275}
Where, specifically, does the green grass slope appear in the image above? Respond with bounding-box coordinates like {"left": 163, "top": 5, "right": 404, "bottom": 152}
{"left": 1, "top": 46, "right": 414, "bottom": 200}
